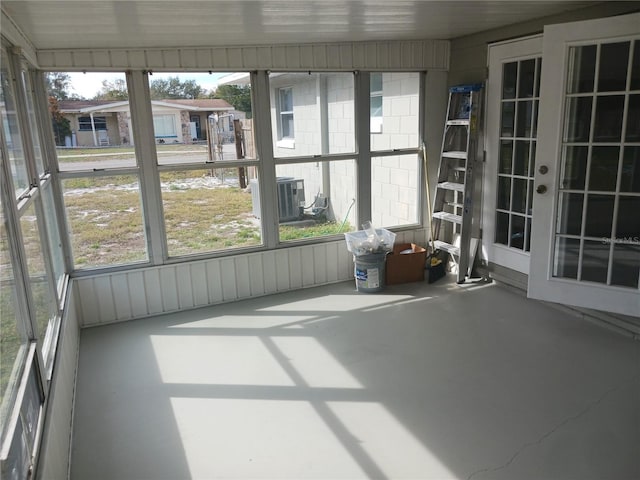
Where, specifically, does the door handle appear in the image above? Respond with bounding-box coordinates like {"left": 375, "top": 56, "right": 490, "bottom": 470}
{"left": 536, "top": 185, "right": 547, "bottom": 194}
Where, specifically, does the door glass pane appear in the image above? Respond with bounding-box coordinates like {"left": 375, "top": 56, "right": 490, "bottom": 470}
{"left": 584, "top": 194, "right": 614, "bottom": 238}
{"left": 568, "top": 45, "right": 597, "bottom": 93}
{"left": 616, "top": 196, "right": 640, "bottom": 238}
{"left": 512, "top": 178, "right": 527, "bottom": 214}
{"left": 495, "top": 212, "right": 509, "bottom": 245}
{"left": 513, "top": 140, "right": 530, "bottom": 176}
{"left": 499, "top": 140, "right": 512, "bottom": 174}
{"left": 593, "top": 96, "right": 624, "bottom": 142}
{"left": 502, "top": 62, "right": 517, "bottom": 99}
{"left": 1, "top": 49, "right": 29, "bottom": 196}
{"left": 626, "top": 95, "right": 640, "bottom": 142}
{"left": 621, "top": 146, "right": 640, "bottom": 192}
{"left": 500, "top": 101, "right": 515, "bottom": 136}
{"left": 553, "top": 237, "right": 580, "bottom": 279}
{"left": 518, "top": 59, "right": 536, "bottom": 98}
{"left": 631, "top": 40, "right": 640, "bottom": 90}
{"left": 611, "top": 243, "right": 640, "bottom": 288}
{"left": 557, "top": 193, "right": 584, "bottom": 236}
{"left": 510, "top": 214, "right": 525, "bottom": 250}
{"left": 497, "top": 176, "right": 511, "bottom": 210}
{"left": 598, "top": 42, "right": 630, "bottom": 92}
{"left": 561, "top": 146, "right": 588, "bottom": 190}
{"left": 581, "top": 240, "right": 609, "bottom": 283}
{"left": 589, "top": 146, "right": 619, "bottom": 191}
{"left": 565, "top": 97, "right": 592, "bottom": 142}
{"left": 516, "top": 100, "right": 533, "bottom": 137}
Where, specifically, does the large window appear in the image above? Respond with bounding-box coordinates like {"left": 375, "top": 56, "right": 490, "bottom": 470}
{"left": 151, "top": 72, "right": 260, "bottom": 258}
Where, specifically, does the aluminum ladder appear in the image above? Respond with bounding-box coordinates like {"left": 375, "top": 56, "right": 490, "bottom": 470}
{"left": 431, "top": 83, "right": 483, "bottom": 283}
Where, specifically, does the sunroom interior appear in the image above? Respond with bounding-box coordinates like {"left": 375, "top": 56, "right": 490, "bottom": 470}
{"left": 1, "top": 2, "right": 639, "bottom": 479}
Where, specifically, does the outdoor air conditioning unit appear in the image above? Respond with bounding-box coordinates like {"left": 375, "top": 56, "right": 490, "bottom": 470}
{"left": 250, "top": 177, "right": 305, "bottom": 223}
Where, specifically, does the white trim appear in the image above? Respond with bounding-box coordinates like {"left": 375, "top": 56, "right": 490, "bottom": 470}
{"left": 36, "top": 40, "right": 450, "bottom": 71}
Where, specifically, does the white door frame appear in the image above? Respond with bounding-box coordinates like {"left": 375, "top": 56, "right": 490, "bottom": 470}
{"left": 483, "top": 35, "right": 542, "bottom": 274}
{"left": 528, "top": 12, "right": 640, "bottom": 317}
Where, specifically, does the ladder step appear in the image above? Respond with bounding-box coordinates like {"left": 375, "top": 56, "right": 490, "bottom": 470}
{"left": 437, "top": 181, "right": 465, "bottom": 192}
{"left": 433, "top": 240, "right": 460, "bottom": 256}
{"left": 433, "top": 211, "right": 462, "bottom": 224}
{"left": 446, "top": 119, "right": 470, "bottom": 126}
{"left": 451, "top": 166, "right": 467, "bottom": 172}
{"left": 442, "top": 151, "right": 467, "bottom": 159}
{"left": 446, "top": 201, "right": 464, "bottom": 208}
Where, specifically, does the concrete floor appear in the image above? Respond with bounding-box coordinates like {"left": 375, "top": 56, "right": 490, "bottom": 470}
{"left": 71, "top": 276, "right": 640, "bottom": 480}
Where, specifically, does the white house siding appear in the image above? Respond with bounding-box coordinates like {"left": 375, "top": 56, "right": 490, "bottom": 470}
{"left": 273, "top": 72, "right": 420, "bottom": 229}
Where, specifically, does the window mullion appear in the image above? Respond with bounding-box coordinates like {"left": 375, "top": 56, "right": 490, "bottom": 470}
{"left": 253, "top": 71, "right": 279, "bottom": 248}
{"left": 127, "top": 70, "right": 166, "bottom": 265}
{"left": 355, "top": 71, "right": 371, "bottom": 227}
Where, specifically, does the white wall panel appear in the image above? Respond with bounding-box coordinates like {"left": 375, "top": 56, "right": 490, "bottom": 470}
{"left": 36, "top": 282, "right": 80, "bottom": 480}
{"left": 93, "top": 276, "right": 116, "bottom": 323}
{"left": 176, "top": 264, "right": 194, "bottom": 309}
{"left": 159, "top": 266, "right": 179, "bottom": 312}
{"left": 206, "top": 260, "right": 224, "bottom": 303}
{"left": 220, "top": 258, "right": 238, "bottom": 301}
{"left": 275, "top": 249, "right": 291, "bottom": 292}
{"left": 248, "top": 254, "right": 265, "bottom": 297}
{"left": 111, "top": 274, "right": 133, "bottom": 321}
{"left": 36, "top": 40, "right": 449, "bottom": 71}
{"left": 288, "top": 248, "right": 304, "bottom": 289}
{"left": 235, "top": 256, "right": 252, "bottom": 299}
{"left": 128, "top": 271, "right": 148, "bottom": 318}
{"left": 143, "top": 269, "right": 163, "bottom": 315}
{"left": 191, "top": 263, "right": 209, "bottom": 307}
{"left": 75, "top": 232, "right": 425, "bottom": 327}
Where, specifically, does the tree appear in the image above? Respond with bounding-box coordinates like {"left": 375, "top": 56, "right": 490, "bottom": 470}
{"left": 45, "top": 72, "right": 73, "bottom": 100}
{"left": 150, "top": 76, "right": 203, "bottom": 99}
{"left": 48, "top": 97, "right": 71, "bottom": 146}
{"left": 214, "top": 85, "right": 252, "bottom": 118}
{"left": 93, "top": 79, "right": 128, "bottom": 100}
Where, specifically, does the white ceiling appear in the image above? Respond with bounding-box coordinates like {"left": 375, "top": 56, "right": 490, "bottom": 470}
{"left": 2, "top": 1, "right": 604, "bottom": 50}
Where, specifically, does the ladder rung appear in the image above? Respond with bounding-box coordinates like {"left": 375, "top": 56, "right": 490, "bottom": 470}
{"left": 446, "top": 119, "right": 470, "bottom": 126}
{"left": 442, "top": 151, "right": 467, "bottom": 159}
{"left": 451, "top": 166, "right": 467, "bottom": 172}
{"left": 437, "top": 181, "right": 465, "bottom": 192}
{"left": 446, "top": 202, "right": 464, "bottom": 208}
{"left": 433, "top": 240, "right": 460, "bottom": 256}
{"left": 433, "top": 211, "right": 462, "bottom": 224}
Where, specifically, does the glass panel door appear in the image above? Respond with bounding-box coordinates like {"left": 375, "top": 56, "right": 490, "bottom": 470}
{"left": 484, "top": 36, "right": 542, "bottom": 274}
{"left": 528, "top": 12, "right": 640, "bottom": 317}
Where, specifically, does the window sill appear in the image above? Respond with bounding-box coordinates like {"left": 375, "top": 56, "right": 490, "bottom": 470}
{"left": 276, "top": 138, "right": 295, "bottom": 149}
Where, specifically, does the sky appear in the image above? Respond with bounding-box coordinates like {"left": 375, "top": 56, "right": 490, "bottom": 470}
{"left": 66, "top": 71, "right": 231, "bottom": 99}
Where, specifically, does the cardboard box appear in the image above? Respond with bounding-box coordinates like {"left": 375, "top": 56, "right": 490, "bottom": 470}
{"left": 385, "top": 243, "right": 427, "bottom": 285}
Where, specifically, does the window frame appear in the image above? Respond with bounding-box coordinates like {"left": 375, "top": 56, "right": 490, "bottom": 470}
{"left": 77, "top": 115, "right": 107, "bottom": 131}
{"left": 277, "top": 86, "right": 294, "bottom": 148}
